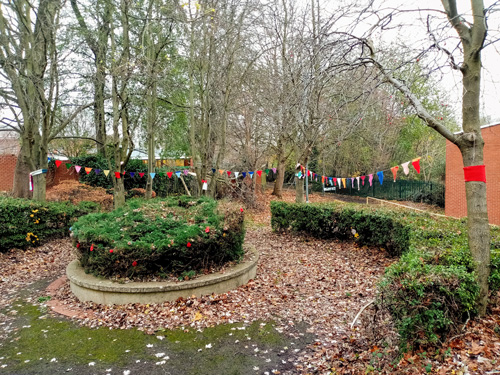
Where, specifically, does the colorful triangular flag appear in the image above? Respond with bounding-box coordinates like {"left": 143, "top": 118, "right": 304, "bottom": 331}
{"left": 249, "top": 171, "right": 254, "bottom": 178}
{"left": 377, "top": 171, "right": 384, "bottom": 185}
{"left": 95, "top": 169, "right": 101, "bottom": 175}
{"left": 368, "top": 174, "right": 373, "bottom": 186}
{"left": 139, "top": 172, "right": 145, "bottom": 178}
{"left": 114, "top": 172, "right": 121, "bottom": 179}
{"left": 167, "top": 172, "right": 173, "bottom": 178}
{"left": 391, "top": 166, "right": 399, "bottom": 182}
{"left": 103, "top": 170, "right": 110, "bottom": 177}
{"left": 55, "top": 160, "right": 62, "bottom": 168}
{"left": 175, "top": 171, "right": 181, "bottom": 178}
{"left": 242, "top": 172, "right": 247, "bottom": 178}
{"left": 150, "top": 173, "right": 156, "bottom": 179}
{"left": 356, "top": 176, "right": 360, "bottom": 190}
{"left": 234, "top": 172, "right": 239, "bottom": 178}
{"left": 361, "top": 175, "right": 365, "bottom": 186}
{"left": 401, "top": 161, "right": 410, "bottom": 175}
{"left": 412, "top": 158, "right": 421, "bottom": 174}
{"left": 65, "top": 163, "right": 72, "bottom": 169}
{"left": 85, "top": 167, "right": 92, "bottom": 175}
{"left": 75, "top": 165, "right": 81, "bottom": 173}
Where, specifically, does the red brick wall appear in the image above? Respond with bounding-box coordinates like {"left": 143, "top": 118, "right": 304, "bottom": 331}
{"left": 445, "top": 124, "right": 500, "bottom": 226}
{"left": 0, "top": 154, "right": 17, "bottom": 192}
{"left": 46, "top": 165, "right": 79, "bottom": 188}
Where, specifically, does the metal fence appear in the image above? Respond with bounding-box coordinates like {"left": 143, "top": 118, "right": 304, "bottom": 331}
{"left": 316, "top": 179, "right": 445, "bottom": 207}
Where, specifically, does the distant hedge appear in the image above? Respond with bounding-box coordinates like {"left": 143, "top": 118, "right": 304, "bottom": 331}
{"left": 0, "top": 197, "right": 99, "bottom": 252}
{"left": 270, "top": 200, "right": 500, "bottom": 351}
{"left": 71, "top": 197, "right": 245, "bottom": 279}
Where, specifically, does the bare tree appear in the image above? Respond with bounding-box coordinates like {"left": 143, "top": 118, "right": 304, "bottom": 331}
{"left": 0, "top": 0, "right": 93, "bottom": 200}
{"left": 342, "top": 0, "right": 497, "bottom": 314}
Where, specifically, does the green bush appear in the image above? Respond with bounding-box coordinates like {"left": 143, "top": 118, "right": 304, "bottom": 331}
{"left": 0, "top": 197, "right": 99, "bottom": 252}
{"left": 270, "top": 200, "right": 500, "bottom": 351}
{"left": 270, "top": 201, "right": 410, "bottom": 256}
{"left": 71, "top": 196, "right": 245, "bottom": 278}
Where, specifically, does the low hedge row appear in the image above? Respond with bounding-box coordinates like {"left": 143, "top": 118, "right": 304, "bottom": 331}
{"left": 270, "top": 200, "right": 500, "bottom": 351}
{"left": 71, "top": 197, "right": 245, "bottom": 279}
{"left": 0, "top": 197, "right": 99, "bottom": 252}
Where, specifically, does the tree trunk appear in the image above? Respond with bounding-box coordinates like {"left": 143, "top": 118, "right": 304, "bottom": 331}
{"left": 295, "top": 175, "right": 304, "bottom": 203}
{"left": 114, "top": 177, "right": 126, "bottom": 208}
{"left": 272, "top": 157, "right": 286, "bottom": 198}
{"left": 12, "top": 145, "right": 33, "bottom": 199}
{"left": 32, "top": 174, "right": 47, "bottom": 202}
{"left": 459, "top": 38, "right": 490, "bottom": 315}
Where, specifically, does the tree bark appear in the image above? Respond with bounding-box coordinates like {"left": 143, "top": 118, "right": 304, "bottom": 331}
{"left": 295, "top": 175, "right": 304, "bottom": 203}
{"left": 12, "top": 144, "right": 33, "bottom": 199}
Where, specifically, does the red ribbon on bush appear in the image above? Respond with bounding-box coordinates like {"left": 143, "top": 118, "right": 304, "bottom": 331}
{"left": 464, "top": 165, "right": 486, "bottom": 182}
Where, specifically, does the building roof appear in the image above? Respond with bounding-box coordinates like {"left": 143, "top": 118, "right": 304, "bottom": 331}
{"left": 0, "top": 137, "right": 20, "bottom": 155}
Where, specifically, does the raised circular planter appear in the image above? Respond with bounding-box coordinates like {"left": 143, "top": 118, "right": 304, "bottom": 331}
{"left": 67, "top": 244, "right": 258, "bottom": 305}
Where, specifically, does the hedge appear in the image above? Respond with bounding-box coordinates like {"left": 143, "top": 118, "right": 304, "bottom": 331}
{"left": 0, "top": 197, "right": 99, "bottom": 252}
{"left": 270, "top": 200, "right": 500, "bottom": 351}
{"left": 71, "top": 196, "right": 245, "bottom": 279}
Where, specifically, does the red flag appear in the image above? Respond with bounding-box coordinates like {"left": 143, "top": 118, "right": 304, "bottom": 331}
{"left": 391, "top": 166, "right": 399, "bottom": 182}
{"left": 55, "top": 160, "right": 62, "bottom": 168}
{"left": 257, "top": 170, "right": 262, "bottom": 177}
{"left": 167, "top": 172, "right": 173, "bottom": 178}
{"left": 227, "top": 171, "right": 232, "bottom": 177}
{"left": 361, "top": 175, "right": 366, "bottom": 185}
{"left": 139, "top": 172, "right": 145, "bottom": 178}
{"left": 85, "top": 167, "right": 92, "bottom": 175}
{"left": 412, "top": 158, "right": 421, "bottom": 174}
{"left": 114, "top": 172, "right": 121, "bottom": 179}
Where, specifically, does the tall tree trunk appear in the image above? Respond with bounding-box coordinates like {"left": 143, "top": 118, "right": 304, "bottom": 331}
{"left": 295, "top": 175, "right": 304, "bottom": 203}
{"left": 12, "top": 144, "right": 33, "bottom": 199}
{"left": 459, "top": 38, "right": 490, "bottom": 315}
{"left": 272, "top": 156, "right": 286, "bottom": 198}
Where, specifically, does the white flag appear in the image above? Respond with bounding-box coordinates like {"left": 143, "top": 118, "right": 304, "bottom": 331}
{"left": 401, "top": 161, "right": 410, "bottom": 175}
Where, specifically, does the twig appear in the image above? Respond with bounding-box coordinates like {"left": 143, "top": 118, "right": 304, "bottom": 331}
{"left": 350, "top": 299, "right": 375, "bottom": 329}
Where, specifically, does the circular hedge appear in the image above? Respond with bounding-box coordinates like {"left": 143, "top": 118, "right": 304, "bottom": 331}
{"left": 71, "top": 196, "right": 245, "bottom": 279}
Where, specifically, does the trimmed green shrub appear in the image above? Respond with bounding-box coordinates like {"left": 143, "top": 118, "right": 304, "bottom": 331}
{"left": 71, "top": 196, "right": 245, "bottom": 278}
{"left": 0, "top": 197, "right": 99, "bottom": 252}
{"left": 270, "top": 201, "right": 410, "bottom": 256}
{"left": 270, "top": 200, "right": 500, "bottom": 351}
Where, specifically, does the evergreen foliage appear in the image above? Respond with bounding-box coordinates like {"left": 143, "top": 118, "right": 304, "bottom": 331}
{"left": 0, "top": 197, "right": 98, "bottom": 252}
{"left": 270, "top": 201, "right": 500, "bottom": 350}
{"left": 72, "top": 197, "right": 245, "bottom": 279}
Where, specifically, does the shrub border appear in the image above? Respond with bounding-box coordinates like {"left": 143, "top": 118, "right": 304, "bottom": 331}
{"left": 67, "top": 244, "right": 258, "bottom": 305}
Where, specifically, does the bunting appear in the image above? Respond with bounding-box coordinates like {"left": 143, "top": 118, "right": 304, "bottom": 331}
{"left": 391, "top": 166, "right": 399, "bottom": 182}
{"left": 412, "top": 158, "right": 421, "bottom": 174}
{"left": 167, "top": 172, "right": 173, "bottom": 178}
{"left": 55, "top": 160, "right": 62, "bottom": 168}
{"left": 377, "top": 171, "right": 384, "bottom": 185}
{"left": 150, "top": 173, "right": 156, "bottom": 179}
{"left": 175, "top": 171, "right": 181, "bottom": 178}
{"left": 85, "top": 167, "right": 92, "bottom": 175}
{"left": 401, "top": 161, "right": 410, "bottom": 175}
{"left": 75, "top": 166, "right": 81, "bottom": 173}
{"left": 114, "top": 172, "right": 121, "bottom": 179}
{"left": 104, "top": 170, "right": 110, "bottom": 177}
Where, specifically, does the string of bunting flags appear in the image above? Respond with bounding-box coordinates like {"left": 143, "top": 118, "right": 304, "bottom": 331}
{"left": 51, "top": 160, "right": 191, "bottom": 180}
{"left": 296, "top": 157, "right": 422, "bottom": 190}
{"left": 50, "top": 157, "right": 421, "bottom": 192}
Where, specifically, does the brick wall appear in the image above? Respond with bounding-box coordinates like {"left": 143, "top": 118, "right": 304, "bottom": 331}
{"left": 445, "top": 124, "right": 500, "bottom": 226}
{"left": 0, "top": 154, "right": 17, "bottom": 192}
{"left": 46, "top": 165, "right": 79, "bottom": 188}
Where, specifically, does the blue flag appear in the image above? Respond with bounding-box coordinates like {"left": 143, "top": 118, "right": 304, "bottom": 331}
{"left": 242, "top": 172, "right": 247, "bottom": 178}
{"left": 150, "top": 173, "right": 156, "bottom": 179}
{"left": 377, "top": 171, "right": 384, "bottom": 185}
{"left": 129, "top": 172, "right": 135, "bottom": 178}
{"left": 175, "top": 171, "right": 181, "bottom": 178}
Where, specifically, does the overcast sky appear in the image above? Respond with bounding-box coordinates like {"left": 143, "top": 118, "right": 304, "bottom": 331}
{"left": 364, "top": 0, "right": 500, "bottom": 124}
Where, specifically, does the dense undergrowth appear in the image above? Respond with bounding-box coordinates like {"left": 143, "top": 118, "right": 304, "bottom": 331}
{"left": 72, "top": 196, "right": 245, "bottom": 279}
{"left": 0, "top": 196, "right": 98, "bottom": 252}
{"left": 270, "top": 200, "right": 500, "bottom": 351}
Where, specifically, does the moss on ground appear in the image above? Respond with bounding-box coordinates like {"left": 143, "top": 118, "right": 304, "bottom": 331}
{"left": 0, "top": 299, "right": 300, "bottom": 374}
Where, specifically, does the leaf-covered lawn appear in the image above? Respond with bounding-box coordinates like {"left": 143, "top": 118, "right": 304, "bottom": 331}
{"left": 1, "top": 189, "right": 500, "bottom": 374}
